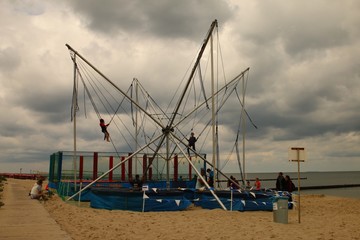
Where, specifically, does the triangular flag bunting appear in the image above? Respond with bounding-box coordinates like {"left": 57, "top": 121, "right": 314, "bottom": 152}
{"left": 152, "top": 188, "right": 157, "bottom": 193}
{"left": 143, "top": 192, "right": 149, "bottom": 199}
{"left": 241, "top": 200, "right": 246, "bottom": 206}
{"left": 156, "top": 199, "right": 162, "bottom": 203}
{"left": 250, "top": 192, "right": 256, "bottom": 198}
{"left": 175, "top": 200, "right": 180, "bottom": 206}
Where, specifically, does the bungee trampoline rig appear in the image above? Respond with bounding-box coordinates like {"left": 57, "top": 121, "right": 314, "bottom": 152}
{"left": 48, "top": 20, "right": 292, "bottom": 211}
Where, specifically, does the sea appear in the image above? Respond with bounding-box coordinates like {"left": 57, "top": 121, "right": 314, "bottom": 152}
{"left": 223, "top": 171, "right": 360, "bottom": 199}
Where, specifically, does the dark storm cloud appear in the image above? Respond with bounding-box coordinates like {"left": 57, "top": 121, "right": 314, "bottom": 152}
{"left": 236, "top": 1, "right": 353, "bottom": 58}
{"left": 7, "top": 84, "right": 71, "bottom": 124}
{"left": 1, "top": 0, "right": 359, "bottom": 173}
{"left": 66, "top": 0, "right": 234, "bottom": 39}
{"left": 249, "top": 85, "right": 360, "bottom": 141}
{"left": 226, "top": 0, "right": 360, "bottom": 147}
{"left": 1, "top": 152, "right": 48, "bottom": 164}
{"left": 0, "top": 121, "right": 32, "bottom": 137}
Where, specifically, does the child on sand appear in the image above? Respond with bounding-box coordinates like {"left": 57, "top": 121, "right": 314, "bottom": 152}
{"left": 99, "top": 119, "right": 110, "bottom": 142}
{"left": 30, "top": 179, "right": 47, "bottom": 200}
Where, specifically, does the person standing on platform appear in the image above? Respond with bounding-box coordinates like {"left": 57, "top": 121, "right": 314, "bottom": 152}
{"left": 187, "top": 132, "right": 197, "bottom": 156}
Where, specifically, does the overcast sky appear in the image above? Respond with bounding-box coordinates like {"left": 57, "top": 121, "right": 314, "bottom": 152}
{"left": 0, "top": 0, "right": 359, "bottom": 174}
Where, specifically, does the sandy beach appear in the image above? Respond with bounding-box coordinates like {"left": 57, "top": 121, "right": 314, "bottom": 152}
{"left": 2, "top": 179, "right": 360, "bottom": 240}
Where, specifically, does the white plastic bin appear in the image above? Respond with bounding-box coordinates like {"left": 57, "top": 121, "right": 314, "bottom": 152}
{"left": 273, "top": 197, "right": 288, "bottom": 224}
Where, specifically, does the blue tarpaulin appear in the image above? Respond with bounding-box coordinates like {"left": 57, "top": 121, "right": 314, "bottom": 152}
{"left": 90, "top": 188, "right": 192, "bottom": 212}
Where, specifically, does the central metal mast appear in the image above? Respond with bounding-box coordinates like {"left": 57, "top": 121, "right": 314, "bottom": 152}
{"left": 210, "top": 31, "right": 216, "bottom": 186}
{"left": 167, "top": 20, "right": 218, "bottom": 128}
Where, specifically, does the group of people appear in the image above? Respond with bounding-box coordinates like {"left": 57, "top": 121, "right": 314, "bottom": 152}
{"left": 227, "top": 175, "right": 241, "bottom": 189}
{"left": 276, "top": 172, "right": 295, "bottom": 192}
{"left": 225, "top": 173, "right": 295, "bottom": 192}
{"left": 244, "top": 178, "right": 262, "bottom": 190}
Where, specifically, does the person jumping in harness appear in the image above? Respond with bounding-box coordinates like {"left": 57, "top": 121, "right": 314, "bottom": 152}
{"left": 99, "top": 118, "right": 110, "bottom": 142}
{"left": 187, "top": 132, "right": 197, "bottom": 156}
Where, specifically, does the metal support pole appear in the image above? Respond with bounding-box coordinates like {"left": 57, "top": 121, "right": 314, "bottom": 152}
{"left": 297, "top": 150, "right": 301, "bottom": 223}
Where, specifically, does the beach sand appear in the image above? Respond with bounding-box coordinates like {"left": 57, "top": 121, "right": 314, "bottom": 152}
{"left": 5, "top": 179, "right": 360, "bottom": 240}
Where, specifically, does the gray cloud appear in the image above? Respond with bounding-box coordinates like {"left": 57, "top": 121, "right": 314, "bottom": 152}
{"left": 0, "top": 0, "right": 359, "bottom": 173}
{"left": 66, "top": 0, "right": 234, "bottom": 39}
{"left": 0, "top": 47, "right": 21, "bottom": 73}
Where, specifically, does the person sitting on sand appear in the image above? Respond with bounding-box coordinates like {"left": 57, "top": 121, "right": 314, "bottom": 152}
{"left": 30, "top": 179, "right": 47, "bottom": 200}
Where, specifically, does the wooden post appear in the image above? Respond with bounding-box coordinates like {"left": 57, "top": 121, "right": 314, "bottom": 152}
{"left": 189, "top": 156, "right": 192, "bottom": 181}
{"left": 93, "top": 152, "right": 98, "bottom": 180}
{"left": 143, "top": 154, "right": 147, "bottom": 181}
{"left": 174, "top": 154, "right": 178, "bottom": 181}
{"left": 297, "top": 153, "right": 301, "bottom": 223}
{"left": 121, "top": 156, "right": 125, "bottom": 181}
{"left": 128, "top": 153, "right": 132, "bottom": 181}
{"left": 289, "top": 147, "right": 306, "bottom": 224}
{"left": 109, "top": 156, "right": 113, "bottom": 181}
{"left": 79, "top": 156, "right": 84, "bottom": 182}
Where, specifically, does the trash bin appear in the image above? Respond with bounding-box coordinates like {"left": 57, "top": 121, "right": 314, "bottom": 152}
{"left": 273, "top": 196, "right": 288, "bottom": 224}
